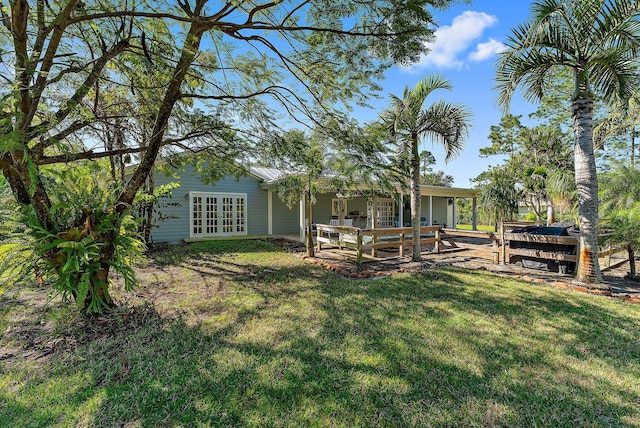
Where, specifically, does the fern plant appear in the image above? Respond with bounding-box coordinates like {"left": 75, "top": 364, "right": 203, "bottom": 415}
{"left": 1, "top": 172, "right": 145, "bottom": 313}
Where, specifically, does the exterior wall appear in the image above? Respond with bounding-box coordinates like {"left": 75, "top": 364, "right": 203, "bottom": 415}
{"left": 272, "top": 193, "right": 300, "bottom": 234}
{"left": 144, "top": 167, "right": 474, "bottom": 242}
{"left": 431, "top": 197, "right": 449, "bottom": 227}
{"left": 150, "top": 165, "right": 271, "bottom": 242}
{"left": 312, "top": 193, "right": 335, "bottom": 225}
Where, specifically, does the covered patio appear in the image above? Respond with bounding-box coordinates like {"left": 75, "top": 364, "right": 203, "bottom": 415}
{"left": 298, "top": 184, "right": 480, "bottom": 242}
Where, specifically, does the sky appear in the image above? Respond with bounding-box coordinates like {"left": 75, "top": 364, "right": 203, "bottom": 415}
{"left": 352, "top": 0, "right": 539, "bottom": 188}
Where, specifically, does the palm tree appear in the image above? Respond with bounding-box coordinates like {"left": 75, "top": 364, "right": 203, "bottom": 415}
{"left": 605, "top": 203, "right": 640, "bottom": 279}
{"left": 599, "top": 163, "right": 640, "bottom": 213}
{"left": 495, "top": 0, "right": 640, "bottom": 285}
{"left": 475, "top": 166, "right": 520, "bottom": 231}
{"left": 382, "top": 74, "right": 472, "bottom": 261}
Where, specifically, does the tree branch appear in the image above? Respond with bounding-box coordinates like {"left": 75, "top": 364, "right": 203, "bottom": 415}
{"left": 34, "top": 146, "right": 146, "bottom": 166}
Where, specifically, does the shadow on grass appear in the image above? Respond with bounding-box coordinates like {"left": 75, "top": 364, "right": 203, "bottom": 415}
{"left": 2, "top": 241, "right": 639, "bottom": 427}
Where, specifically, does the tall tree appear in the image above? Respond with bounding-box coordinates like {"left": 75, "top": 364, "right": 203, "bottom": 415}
{"left": 382, "top": 74, "right": 471, "bottom": 261}
{"left": 495, "top": 0, "right": 640, "bottom": 285}
{"left": 269, "top": 129, "right": 324, "bottom": 257}
{"left": 0, "top": 0, "right": 458, "bottom": 312}
{"left": 419, "top": 150, "right": 454, "bottom": 186}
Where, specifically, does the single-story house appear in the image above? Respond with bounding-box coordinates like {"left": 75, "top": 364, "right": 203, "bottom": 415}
{"left": 147, "top": 164, "right": 479, "bottom": 244}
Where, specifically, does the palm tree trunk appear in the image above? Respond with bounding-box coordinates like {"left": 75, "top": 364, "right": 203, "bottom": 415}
{"left": 628, "top": 245, "right": 636, "bottom": 278}
{"left": 411, "top": 138, "right": 421, "bottom": 261}
{"left": 572, "top": 98, "right": 603, "bottom": 285}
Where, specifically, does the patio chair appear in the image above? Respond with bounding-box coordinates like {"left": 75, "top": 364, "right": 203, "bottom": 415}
{"left": 329, "top": 218, "right": 353, "bottom": 227}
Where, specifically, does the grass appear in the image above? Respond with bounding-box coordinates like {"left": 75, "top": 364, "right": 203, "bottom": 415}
{"left": 455, "top": 223, "right": 496, "bottom": 232}
{"left": 1, "top": 239, "right": 640, "bottom": 427}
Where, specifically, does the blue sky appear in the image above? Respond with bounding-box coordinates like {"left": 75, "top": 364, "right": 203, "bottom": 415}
{"left": 352, "top": 0, "right": 538, "bottom": 187}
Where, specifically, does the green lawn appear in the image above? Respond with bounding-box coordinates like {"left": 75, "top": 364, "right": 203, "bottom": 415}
{"left": 455, "top": 223, "right": 496, "bottom": 232}
{"left": 1, "top": 239, "right": 639, "bottom": 427}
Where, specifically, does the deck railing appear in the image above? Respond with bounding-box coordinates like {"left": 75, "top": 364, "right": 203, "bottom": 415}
{"left": 316, "top": 224, "right": 441, "bottom": 264}
{"left": 315, "top": 221, "right": 626, "bottom": 271}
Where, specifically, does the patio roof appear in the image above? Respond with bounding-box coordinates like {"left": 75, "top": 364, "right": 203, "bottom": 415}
{"left": 412, "top": 185, "right": 479, "bottom": 198}
{"left": 251, "top": 166, "right": 478, "bottom": 198}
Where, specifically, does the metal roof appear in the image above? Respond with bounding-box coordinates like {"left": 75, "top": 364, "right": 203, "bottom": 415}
{"left": 248, "top": 166, "right": 289, "bottom": 184}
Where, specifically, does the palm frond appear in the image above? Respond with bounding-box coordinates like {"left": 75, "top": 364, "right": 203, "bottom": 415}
{"left": 496, "top": 0, "right": 640, "bottom": 109}
{"left": 417, "top": 100, "right": 473, "bottom": 162}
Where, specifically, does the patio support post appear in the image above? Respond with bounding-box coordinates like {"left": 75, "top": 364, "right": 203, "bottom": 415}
{"left": 371, "top": 198, "right": 377, "bottom": 257}
{"left": 398, "top": 192, "right": 404, "bottom": 227}
{"left": 472, "top": 197, "right": 477, "bottom": 231}
{"left": 429, "top": 195, "right": 433, "bottom": 226}
{"left": 268, "top": 188, "right": 273, "bottom": 235}
{"left": 500, "top": 222, "right": 506, "bottom": 265}
{"left": 299, "top": 197, "right": 305, "bottom": 242}
{"left": 452, "top": 197, "right": 457, "bottom": 229}
{"left": 371, "top": 198, "right": 377, "bottom": 229}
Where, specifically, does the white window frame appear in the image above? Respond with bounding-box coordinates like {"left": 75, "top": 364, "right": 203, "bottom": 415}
{"left": 189, "top": 191, "right": 248, "bottom": 238}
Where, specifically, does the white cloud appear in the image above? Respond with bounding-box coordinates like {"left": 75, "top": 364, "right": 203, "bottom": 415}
{"left": 412, "top": 11, "right": 499, "bottom": 70}
{"left": 469, "top": 38, "right": 506, "bottom": 62}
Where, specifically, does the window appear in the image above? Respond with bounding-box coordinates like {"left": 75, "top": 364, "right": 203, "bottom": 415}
{"left": 190, "top": 192, "right": 247, "bottom": 238}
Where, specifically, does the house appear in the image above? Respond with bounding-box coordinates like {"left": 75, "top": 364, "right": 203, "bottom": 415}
{"left": 147, "top": 164, "right": 479, "bottom": 243}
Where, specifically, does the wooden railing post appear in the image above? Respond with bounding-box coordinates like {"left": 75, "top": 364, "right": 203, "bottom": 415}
{"left": 316, "top": 226, "right": 321, "bottom": 251}
{"left": 371, "top": 232, "right": 377, "bottom": 257}
{"left": 399, "top": 232, "right": 404, "bottom": 257}
{"left": 435, "top": 228, "right": 441, "bottom": 253}
{"left": 356, "top": 230, "right": 363, "bottom": 264}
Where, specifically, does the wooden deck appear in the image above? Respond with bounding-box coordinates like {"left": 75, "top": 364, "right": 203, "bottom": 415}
{"left": 316, "top": 224, "right": 441, "bottom": 264}
{"left": 314, "top": 221, "right": 626, "bottom": 273}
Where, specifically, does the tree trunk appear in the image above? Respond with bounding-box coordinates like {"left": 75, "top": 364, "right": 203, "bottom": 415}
{"left": 142, "top": 172, "right": 154, "bottom": 244}
{"left": 306, "top": 187, "right": 314, "bottom": 257}
{"left": 547, "top": 203, "right": 555, "bottom": 226}
{"left": 411, "top": 137, "right": 421, "bottom": 261}
{"left": 572, "top": 98, "right": 603, "bottom": 286}
{"left": 83, "top": 264, "right": 113, "bottom": 312}
{"left": 628, "top": 245, "right": 636, "bottom": 278}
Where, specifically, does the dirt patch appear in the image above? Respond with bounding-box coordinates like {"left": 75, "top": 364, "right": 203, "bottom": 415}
{"left": 291, "top": 240, "right": 640, "bottom": 296}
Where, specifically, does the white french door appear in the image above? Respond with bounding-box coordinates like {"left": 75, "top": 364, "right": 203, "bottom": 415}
{"left": 367, "top": 198, "right": 395, "bottom": 228}
{"left": 190, "top": 192, "right": 247, "bottom": 238}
